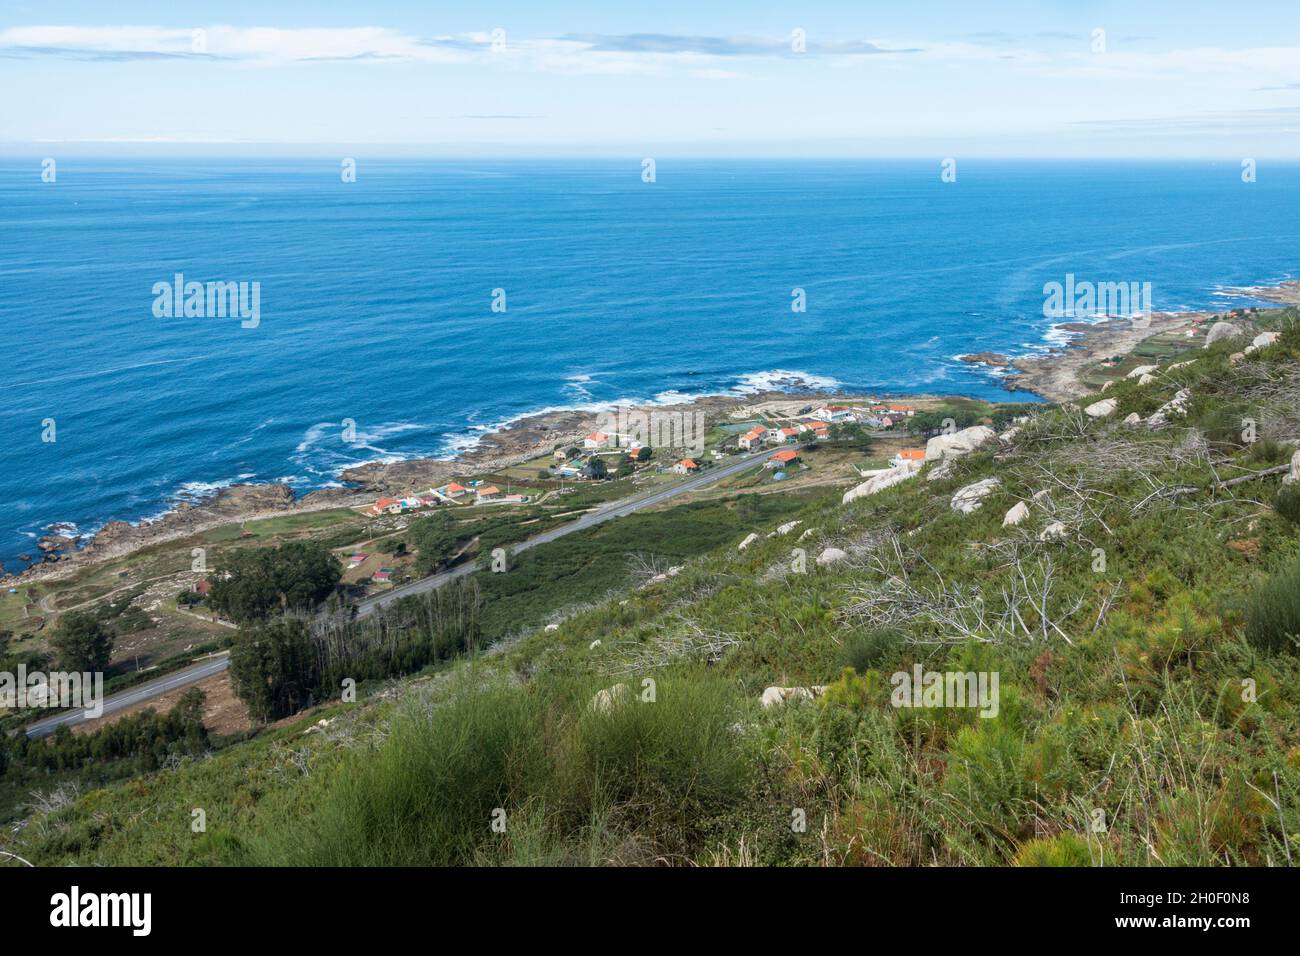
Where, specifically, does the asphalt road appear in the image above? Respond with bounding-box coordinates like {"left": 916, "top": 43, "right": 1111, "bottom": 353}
{"left": 19, "top": 446, "right": 782, "bottom": 737}
{"left": 23, "top": 655, "right": 230, "bottom": 740}
{"left": 354, "top": 447, "right": 782, "bottom": 619}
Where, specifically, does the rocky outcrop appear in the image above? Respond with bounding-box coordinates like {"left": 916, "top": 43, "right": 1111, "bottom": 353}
{"left": 769, "top": 520, "right": 802, "bottom": 538}
{"left": 1084, "top": 398, "right": 1118, "bottom": 418}
{"left": 590, "top": 683, "right": 631, "bottom": 713}
{"left": 1127, "top": 364, "right": 1158, "bottom": 379}
{"left": 1039, "top": 521, "right": 1069, "bottom": 542}
{"left": 1002, "top": 501, "right": 1029, "bottom": 527}
{"left": 1147, "top": 388, "right": 1192, "bottom": 429}
{"left": 958, "top": 352, "right": 1011, "bottom": 368}
{"left": 816, "top": 547, "right": 849, "bottom": 567}
{"left": 1204, "top": 321, "right": 1243, "bottom": 348}
{"left": 951, "top": 477, "right": 1001, "bottom": 514}
{"left": 737, "top": 532, "right": 759, "bottom": 551}
{"left": 1286, "top": 449, "right": 1300, "bottom": 486}
{"left": 1244, "top": 331, "right": 1280, "bottom": 355}
{"left": 760, "top": 685, "right": 827, "bottom": 708}
{"left": 843, "top": 460, "right": 922, "bottom": 503}
{"left": 1123, "top": 412, "right": 1142, "bottom": 426}
{"left": 925, "top": 426, "right": 996, "bottom": 462}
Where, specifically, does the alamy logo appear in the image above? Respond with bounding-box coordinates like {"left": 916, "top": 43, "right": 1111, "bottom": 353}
{"left": 0, "top": 665, "right": 103, "bottom": 717}
{"left": 50, "top": 886, "right": 151, "bottom": 936}
{"left": 594, "top": 407, "right": 706, "bottom": 456}
{"left": 152, "top": 273, "right": 260, "bottom": 328}
{"left": 891, "top": 665, "right": 999, "bottom": 718}
{"left": 1043, "top": 274, "right": 1152, "bottom": 320}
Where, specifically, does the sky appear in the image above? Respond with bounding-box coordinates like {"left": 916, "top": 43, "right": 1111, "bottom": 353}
{"left": 2, "top": 0, "right": 1300, "bottom": 157}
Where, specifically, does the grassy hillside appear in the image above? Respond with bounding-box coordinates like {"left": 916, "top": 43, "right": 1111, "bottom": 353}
{"left": 5, "top": 310, "right": 1300, "bottom": 867}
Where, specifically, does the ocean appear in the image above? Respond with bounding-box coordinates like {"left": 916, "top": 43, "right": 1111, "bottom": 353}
{"left": 1, "top": 158, "right": 1297, "bottom": 570}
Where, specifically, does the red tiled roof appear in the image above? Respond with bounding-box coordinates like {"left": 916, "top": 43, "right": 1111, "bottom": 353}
{"left": 772, "top": 449, "right": 799, "bottom": 462}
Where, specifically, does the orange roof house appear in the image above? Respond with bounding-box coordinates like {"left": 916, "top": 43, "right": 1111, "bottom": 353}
{"left": 772, "top": 449, "right": 799, "bottom": 463}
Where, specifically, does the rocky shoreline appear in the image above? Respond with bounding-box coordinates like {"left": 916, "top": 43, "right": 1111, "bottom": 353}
{"left": 12, "top": 282, "right": 1292, "bottom": 586}
{"left": 1001, "top": 312, "right": 1211, "bottom": 402}
{"left": 7, "top": 389, "right": 879, "bottom": 585}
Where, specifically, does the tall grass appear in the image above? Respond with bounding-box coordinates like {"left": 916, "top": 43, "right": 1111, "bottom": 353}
{"left": 255, "top": 668, "right": 752, "bottom": 866}
{"left": 1245, "top": 556, "right": 1300, "bottom": 655}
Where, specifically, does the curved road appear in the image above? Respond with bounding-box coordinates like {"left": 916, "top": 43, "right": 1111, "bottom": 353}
{"left": 21, "top": 446, "right": 786, "bottom": 737}
{"left": 354, "top": 446, "right": 784, "bottom": 618}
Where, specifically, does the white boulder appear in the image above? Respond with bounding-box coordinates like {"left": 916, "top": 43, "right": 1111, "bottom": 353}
{"left": 843, "top": 460, "right": 922, "bottom": 503}
{"left": 924, "top": 426, "right": 997, "bottom": 462}
{"left": 816, "top": 547, "right": 849, "bottom": 567}
{"left": 1245, "top": 331, "right": 1280, "bottom": 355}
{"left": 951, "top": 477, "right": 1002, "bottom": 514}
{"left": 590, "top": 683, "right": 630, "bottom": 713}
{"left": 1146, "top": 388, "right": 1191, "bottom": 429}
{"left": 1127, "top": 364, "right": 1158, "bottom": 379}
{"left": 1286, "top": 450, "right": 1300, "bottom": 486}
{"left": 769, "top": 520, "right": 802, "bottom": 538}
{"left": 1123, "top": 412, "right": 1142, "bottom": 426}
{"left": 1084, "top": 398, "right": 1118, "bottom": 418}
{"left": 1039, "top": 521, "right": 1069, "bottom": 542}
{"left": 737, "top": 532, "right": 759, "bottom": 551}
{"left": 1003, "top": 500, "right": 1030, "bottom": 527}
{"left": 1204, "top": 321, "right": 1243, "bottom": 348}
{"left": 760, "top": 686, "right": 827, "bottom": 709}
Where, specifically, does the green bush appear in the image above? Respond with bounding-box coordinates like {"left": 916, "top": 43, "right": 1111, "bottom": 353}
{"left": 255, "top": 671, "right": 750, "bottom": 866}
{"left": 841, "top": 628, "right": 905, "bottom": 673}
{"left": 1274, "top": 483, "right": 1300, "bottom": 527}
{"left": 1245, "top": 557, "right": 1300, "bottom": 654}
{"left": 1013, "top": 833, "right": 1092, "bottom": 867}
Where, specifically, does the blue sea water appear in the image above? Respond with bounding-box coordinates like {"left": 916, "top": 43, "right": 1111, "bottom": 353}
{"left": 1, "top": 158, "right": 1297, "bottom": 571}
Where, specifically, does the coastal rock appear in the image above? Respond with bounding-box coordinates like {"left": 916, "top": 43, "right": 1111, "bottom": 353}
{"left": 816, "top": 547, "right": 849, "bottom": 567}
{"left": 924, "top": 426, "right": 996, "bottom": 462}
{"left": 951, "top": 477, "right": 1001, "bottom": 514}
{"left": 1204, "top": 322, "right": 1243, "bottom": 348}
{"left": 1127, "top": 364, "right": 1158, "bottom": 379}
{"left": 1003, "top": 501, "right": 1029, "bottom": 527}
{"left": 1039, "top": 521, "right": 1069, "bottom": 543}
{"left": 760, "top": 686, "right": 827, "bottom": 709}
{"left": 958, "top": 352, "right": 1011, "bottom": 368}
{"left": 737, "top": 533, "right": 759, "bottom": 551}
{"left": 843, "top": 460, "right": 922, "bottom": 502}
{"left": 1084, "top": 398, "right": 1118, "bottom": 418}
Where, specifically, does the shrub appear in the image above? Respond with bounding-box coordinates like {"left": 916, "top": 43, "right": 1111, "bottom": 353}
{"left": 1013, "top": 833, "right": 1092, "bottom": 867}
{"left": 1274, "top": 483, "right": 1300, "bottom": 527}
{"left": 841, "top": 628, "right": 905, "bottom": 673}
{"left": 1245, "top": 557, "right": 1300, "bottom": 654}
